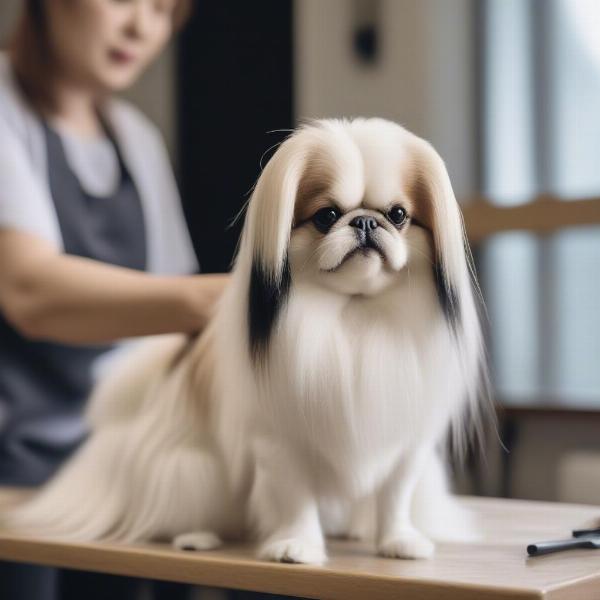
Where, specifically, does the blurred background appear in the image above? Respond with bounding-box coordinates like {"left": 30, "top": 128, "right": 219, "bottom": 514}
{"left": 1, "top": 0, "right": 599, "bottom": 505}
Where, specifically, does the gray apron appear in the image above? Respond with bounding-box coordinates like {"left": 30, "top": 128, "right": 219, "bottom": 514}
{"left": 0, "top": 120, "right": 146, "bottom": 486}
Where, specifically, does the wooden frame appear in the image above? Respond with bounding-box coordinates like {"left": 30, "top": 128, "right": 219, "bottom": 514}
{"left": 462, "top": 196, "right": 600, "bottom": 243}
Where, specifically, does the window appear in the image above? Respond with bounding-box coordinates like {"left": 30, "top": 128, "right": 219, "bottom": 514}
{"left": 466, "top": 0, "right": 600, "bottom": 406}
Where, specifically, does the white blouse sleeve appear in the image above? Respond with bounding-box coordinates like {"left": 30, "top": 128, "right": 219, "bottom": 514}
{"left": 0, "top": 117, "right": 62, "bottom": 248}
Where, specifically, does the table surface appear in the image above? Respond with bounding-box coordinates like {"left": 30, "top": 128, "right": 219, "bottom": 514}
{"left": 1, "top": 489, "right": 600, "bottom": 600}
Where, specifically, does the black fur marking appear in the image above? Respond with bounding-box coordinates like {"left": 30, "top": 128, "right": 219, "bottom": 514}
{"left": 434, "top": 262, "right": 460, "bottom": 332}
{"left": 248, "top": 257, "right": 291, "bottom": 363}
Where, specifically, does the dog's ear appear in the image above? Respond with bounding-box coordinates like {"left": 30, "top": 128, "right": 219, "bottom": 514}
{"left": 244, "top": 131, "right": 313, "bottom": 362}
{"left": 408, "top": 137, "right": 474, "bottom": 331}
{"left": 406, "top": 134, "right": 489, "bottom": 459}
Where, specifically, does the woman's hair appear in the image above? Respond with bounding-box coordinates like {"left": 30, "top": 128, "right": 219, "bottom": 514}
{"left": 9, "top": 0, "right": 193, "bottom": 114}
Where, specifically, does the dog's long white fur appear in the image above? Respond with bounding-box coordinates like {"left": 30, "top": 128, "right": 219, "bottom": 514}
{"left": 6, "top": 119, "right": 485, "bottom": 563}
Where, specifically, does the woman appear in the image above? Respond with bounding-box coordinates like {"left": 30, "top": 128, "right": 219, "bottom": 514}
{"left": 0, "top": 1, "right": 226, "bottom": 598}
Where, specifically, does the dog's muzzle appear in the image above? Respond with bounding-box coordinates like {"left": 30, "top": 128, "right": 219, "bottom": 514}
{"left": 350, "top": 216, "right": 385, "bottom": 256}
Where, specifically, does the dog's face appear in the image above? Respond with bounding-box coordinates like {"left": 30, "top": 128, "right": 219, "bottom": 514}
{"left": 245, "top": 118, "right": 471, "bottom": 360}
{"left": 288, "top": 126, "right": 432, "bottom": 296}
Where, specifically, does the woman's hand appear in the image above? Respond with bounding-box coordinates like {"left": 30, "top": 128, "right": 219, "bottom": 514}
{"left": 0, "top": 229, "right": 229, "bottom": 344}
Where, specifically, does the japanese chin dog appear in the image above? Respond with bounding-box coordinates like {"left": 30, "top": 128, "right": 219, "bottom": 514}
{"left": 7, "top": 118, "right": 487, "bottom": 564}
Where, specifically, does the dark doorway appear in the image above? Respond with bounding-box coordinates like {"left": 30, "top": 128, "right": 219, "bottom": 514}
{"left": 178, "top": 1, "right": 294, "bottom": 273}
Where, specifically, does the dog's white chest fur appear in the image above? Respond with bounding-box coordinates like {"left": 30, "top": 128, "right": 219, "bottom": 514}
{"left": 262, "top": 279, "right": 459, "bottom": 497}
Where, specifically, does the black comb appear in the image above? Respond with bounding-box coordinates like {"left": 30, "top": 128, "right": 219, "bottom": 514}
{"left": 527, "top": 534, "right": 600, "bottom": 556}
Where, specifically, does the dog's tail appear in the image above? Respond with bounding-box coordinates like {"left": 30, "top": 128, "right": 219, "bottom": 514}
{"left": 85, "top": 334, "right": 188, "bottom": 427}
{"left": 411, "top": 453, "right": 481, "bottom": 543}
{"left": 2, "top": 335, "right": 188, "bottom": 540}
{"left": 5, "top": 428, "right": 135, "bottom": 540}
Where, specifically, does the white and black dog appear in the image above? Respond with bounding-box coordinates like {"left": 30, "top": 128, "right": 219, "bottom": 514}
{"left": 7, "top": 118, "right": 487, "bottom": 564}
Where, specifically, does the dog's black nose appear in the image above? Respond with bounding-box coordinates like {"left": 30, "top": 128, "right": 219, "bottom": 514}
{"left": 350, "top": 216, "right": 378, "bottom": 231}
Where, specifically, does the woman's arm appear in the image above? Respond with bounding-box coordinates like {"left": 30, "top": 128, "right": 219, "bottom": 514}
{"left": 0, "top": 229, "right": 228, "bottom": 344}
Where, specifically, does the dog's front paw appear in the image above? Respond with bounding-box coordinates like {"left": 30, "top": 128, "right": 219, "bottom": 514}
{"left": 259, "top": 538, "right": 327, "bottom": 565}
{"left": 377, "top": 530, "right": 435, "bottom": 559}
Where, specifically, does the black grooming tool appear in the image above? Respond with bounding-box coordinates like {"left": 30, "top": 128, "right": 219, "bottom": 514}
{"left": 527, "top": 531, "right": 600, "bottom": 557}
{"left": 572, "top": 526, "right": 600, "bottom": 537}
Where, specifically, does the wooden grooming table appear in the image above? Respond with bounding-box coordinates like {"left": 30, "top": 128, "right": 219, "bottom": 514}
{"left": 1, "top": 489, "right": 599, "bottom": 599}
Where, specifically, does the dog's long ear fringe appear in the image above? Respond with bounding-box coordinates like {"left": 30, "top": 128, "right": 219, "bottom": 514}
{"left": 409, "top": 135, "right": 494, "bottom": 463}
{"left": 243, "top": 127, "right": 316, "bottom": 364}
{"left": 433, "top": 261, "right": 460, "bottom": 333}
{"left": 410, "top": 141, "right": 468, "bottom": 333}
{"left": 248, "top": 255, "right": 291, "bottom": 363}
{"left": 432, "top": 233, "right": 479, "bottom": 335}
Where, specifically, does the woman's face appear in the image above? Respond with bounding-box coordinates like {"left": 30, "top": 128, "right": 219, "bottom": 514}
{"left": 45, "top": 0, "right": 177, "bottom": 93}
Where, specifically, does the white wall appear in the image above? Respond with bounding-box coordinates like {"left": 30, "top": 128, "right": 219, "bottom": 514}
{"left": 294, "top": 0, "right": 477, "bottom": 201}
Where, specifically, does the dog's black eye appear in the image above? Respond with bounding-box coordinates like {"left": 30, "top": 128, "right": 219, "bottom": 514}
{"left": 312, "top": 207, "right": 341, "bottom": 233}
{"left": 388, "top": 205, "right": 408, "bottom": 226}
